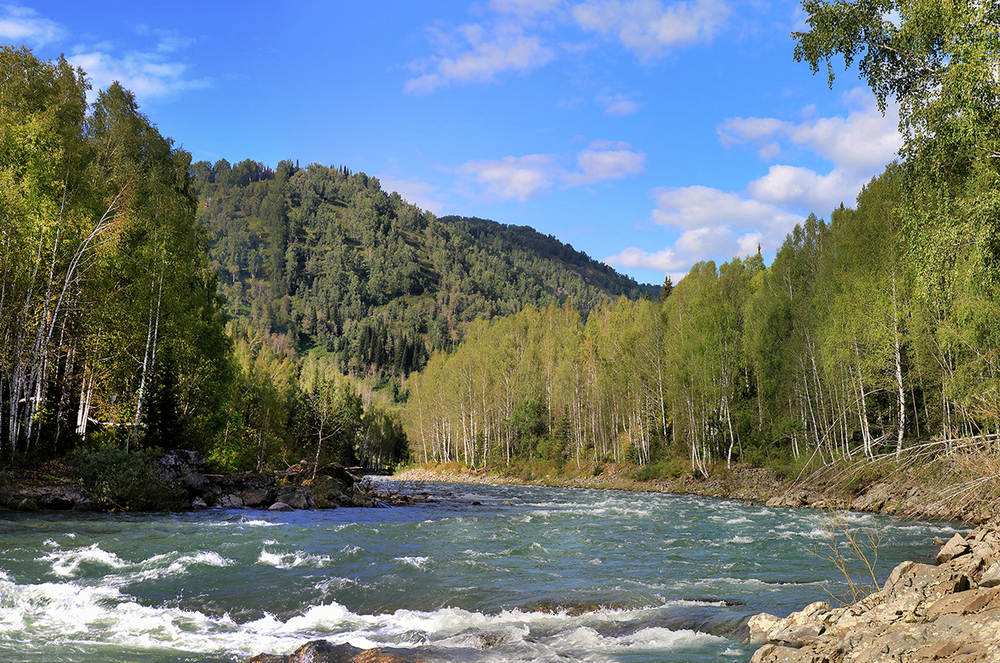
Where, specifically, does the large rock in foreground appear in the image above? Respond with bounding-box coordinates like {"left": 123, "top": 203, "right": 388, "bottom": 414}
{"left": 749, "top": 523, "right": 1000, "bottom": 662}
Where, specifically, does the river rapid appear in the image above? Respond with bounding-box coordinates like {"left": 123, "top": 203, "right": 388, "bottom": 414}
{"left": 0, "top": 480, "right": 959, "bottom": 662}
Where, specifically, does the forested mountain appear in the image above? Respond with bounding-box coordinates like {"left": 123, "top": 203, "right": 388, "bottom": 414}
{"left": 191, "top": 161, "right": 657, "bottom": 390}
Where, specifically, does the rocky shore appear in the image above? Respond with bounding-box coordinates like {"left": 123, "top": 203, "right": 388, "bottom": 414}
{"left": 394, "top": 461, "right": 984, "bottom": 523}
{"left": 1, "top": 451, "right": 414, "bottom": 512}
{"left": 747, "top": 522, "right": 1000, "bottom": 662}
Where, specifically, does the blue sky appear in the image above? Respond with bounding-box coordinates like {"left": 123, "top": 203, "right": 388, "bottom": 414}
{"left": 5, "top": 1, "right": 901, "bottom": 286}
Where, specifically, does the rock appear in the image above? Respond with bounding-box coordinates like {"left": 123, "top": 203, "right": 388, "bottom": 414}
{"left": 269, "top": 502, "right": 293, "bottom": 511}
{"left": 15, "top": 485, "right": 94, "bottom": 511}
{"left": 246, "top": 639, "right": 421, "bottom": 662}
{"left": 935, "top": 533, "right": 970, "bottom": 564}
{"left": 749, "top": 522, "right": 1000, "bottom": 663}
{"left": 979, "top": 562, "right": 1000, "bottom": 588}
{"left": 17, "top": 497, "right": 38, "bottom": 511}
{"left": 217, "top": 494, "right": 244, "bottom": 509}
{"left": 318, "top": 463, "right": 359, "bottom": 488}
{"left": 276, "top": 486, "right": 312, "bottom": 510}
{"left": 748, "top": 613, "right": 783, "bottom": 644}
{"left": 191, "top": 497, "right": 208, "bottom": 509}
{"left": 242, "top": 487, "right": 273, "bottom": 507}
{"left": 308, "top": 475, "right": 345, "bottom": 508}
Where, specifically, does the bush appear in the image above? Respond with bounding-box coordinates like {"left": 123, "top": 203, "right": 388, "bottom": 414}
{"left": 69, "top": 446, "right": 184, "bottom": 511}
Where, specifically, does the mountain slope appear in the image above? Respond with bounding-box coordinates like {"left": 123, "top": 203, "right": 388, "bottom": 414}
{"left": 192, "top": 159, "right": 657, "bottom": 390}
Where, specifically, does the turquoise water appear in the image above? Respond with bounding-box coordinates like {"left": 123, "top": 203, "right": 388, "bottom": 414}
{"left": 0, "top": 480, "right": 958, "bottom": 662}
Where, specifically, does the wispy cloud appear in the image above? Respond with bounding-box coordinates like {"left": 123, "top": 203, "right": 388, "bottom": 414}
{"left": 0, "top": 5, "right": 209, "bottom": 103}
{"left": 69, "top": 48, "right": 210, "bottom": 101}
{"left": 407, "top": 0, "right": 732, "bottom": 93}
{"left": 571, "top": 0, "right": 731, "bottom": 61}
{"left": 0, "top": 4, "right": 66, "bottom": 47}
{"left": 564, "top": 140, "right": 645, "bottom": 185}
{"left": 458, "top": 140, "right": 645, "bottom": 200}
{"left": 607, "top": 89, "right": 902, "bottom": 277}
{"left": 597, "top": 92, "right": 643, "bottom": 116}
{"left": 376, "top": 175, "right": 445, "bottom": 214}
{"left": 405, "top": 21, "right": 555, "bottom": 94}
{"left": 458, "top": 154, "right": 561, "bottom": 201}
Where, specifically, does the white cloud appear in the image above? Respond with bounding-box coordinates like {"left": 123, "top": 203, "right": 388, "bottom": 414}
{"left": 571, "top": 0, "right": 730, "bottom": 60}
{"left": 377, "top": 176, "right": 445, "bottom": 215}
{"left": 564, "top": 140, "right": 645, "bottom": 185}
{"left": 0, "top": 4, "right": 66, "bottom": 47}
{"left": 458, "top": 140, "right": 645, "bottom": 200}
{"left": 612, "top": 89, "right": 902, "bottom": 279}
{"left": 458, "top": 154, "right": 560, "bottom": 201}
{"left": 606, "top": 185, "right": 802, "bottom": 276}
{"left": 597, "top": 92, "right": 642, "bottom": 116}
{"left": 489, "top": 0, "right": 564, "bottom": 19}
{"left": 718, "top": 89, "right": 902, "bottom": 213}
{"left": 69, "top": 49, "right": 211, "bottom": 101}
{"left": 605, "top": 246, "right": 687, "bottom": 272}
{"left": 405, "top": 22, "right": 555, "bottom": 93}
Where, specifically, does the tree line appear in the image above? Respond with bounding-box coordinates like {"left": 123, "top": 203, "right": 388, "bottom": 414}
{"left": 0, "top": 47, "right": 408, "bottom": 474}
{"left": 404, "top": 0, "right": 1000, "bottom": 476}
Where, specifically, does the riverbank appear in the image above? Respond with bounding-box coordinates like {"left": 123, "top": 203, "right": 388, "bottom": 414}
{"left": 394, "top": 451, "right": 995, "bottom": 524}
{"left": 747, "top": 520, "right": 1000, "bottom": 662}
{"left": 397, "top": 460, "right": 1000, "bottom": 663}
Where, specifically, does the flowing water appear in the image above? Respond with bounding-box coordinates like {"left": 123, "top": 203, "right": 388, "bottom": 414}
{"left": 0, "top": 480, "right": 959, "bottom": 663}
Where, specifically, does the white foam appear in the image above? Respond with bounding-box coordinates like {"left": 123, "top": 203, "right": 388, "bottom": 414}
{"left": 257, "top": 548, "right": 332, "bottom": 569}
{"left": 38, "top": 543, "right": 128, "bottom": 577}
{"left": 395, "top": 556, "right": 430, "bottom": 569}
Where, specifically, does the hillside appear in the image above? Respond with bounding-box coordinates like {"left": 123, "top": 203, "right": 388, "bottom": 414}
{"left": 192, "top": 159, "right": 657, "bottom": 391}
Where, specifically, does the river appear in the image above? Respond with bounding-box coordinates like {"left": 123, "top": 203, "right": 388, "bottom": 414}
{"left": 0, "top": 479, "right": 958, "bottom": 662}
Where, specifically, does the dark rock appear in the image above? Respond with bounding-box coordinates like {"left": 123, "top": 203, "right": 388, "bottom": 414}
{"left": 242, "top": 487, "right": 273, "bottom": 507}
{"left": 7, "top": 485, "right": 94, "bottom": 511}
{"left": 246, "top": 639, "right": 424, "bottom": 663}
{"left": 276, "top": 486, "right": 312, "bottom": 510}
{"left": 319, "top": 463, "right": 359, "bottom": 488}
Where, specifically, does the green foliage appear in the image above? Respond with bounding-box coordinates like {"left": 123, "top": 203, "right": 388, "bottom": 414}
{"left": 68, "top": 446, "right": 183, "bottom": 511}
{"left": 0, "top": 47, "right": 236, "bottom": 459}
{"left": 192, "top": 162, "right": 657, "bottom": 389}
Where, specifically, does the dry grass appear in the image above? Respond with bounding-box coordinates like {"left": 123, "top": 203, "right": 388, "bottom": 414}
{"left": 809, "top": 509, "right": 885, "bottom": 608}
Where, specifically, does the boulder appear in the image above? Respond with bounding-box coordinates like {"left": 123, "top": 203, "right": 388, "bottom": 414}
{"left": 747, "top": 613, "right": 782, "bottom": 644}
{"left": 276, "top": 486, "right": 312, "bottom": 510}
{"left": 268, "top": 502, "right": 293, "bottom": 511}
{"left": 318, "top": 463, "right": 359, "bottom": 488}
{"left": 15, "top": 485, "right": 94, "bottom": 511}
{"left": 307, "top": 475, "right": 345, "bottom": 509}
{"left": 217, "top": 494, "right": 244, "bottom": 509}
{"left": 935, "top": 533, "right": 970, "bottom": 564}
{"left": 979, "top": 562, "right": 1000, "bottom": 588}
{"left": 241, "top": 487, "right": 273, "bottom": 507}
{"left": 246, "top": 639, "right": 419, "bottom": 663}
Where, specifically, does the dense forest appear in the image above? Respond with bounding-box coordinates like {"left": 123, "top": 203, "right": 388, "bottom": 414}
{"left": 0, "top": 47, "right": 410, "bottom": 474}
{"left": 192, "top": 160, "right": 656, "bottom": 390}
{"left": 2, "top": 0, "right": 997, "bottom": 488}
{"left": 0, "top": 45, "right": 654, "bottom": 477}
{"left": 403, "top": 0, "right": 1000, "bottom": 477}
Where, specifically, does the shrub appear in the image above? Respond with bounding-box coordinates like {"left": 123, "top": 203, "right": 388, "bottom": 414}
{"left": 69, "top": 446, "right": 184, "bottom": 511}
